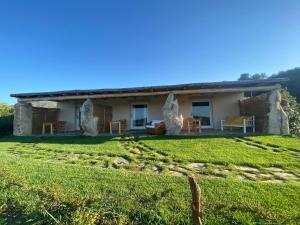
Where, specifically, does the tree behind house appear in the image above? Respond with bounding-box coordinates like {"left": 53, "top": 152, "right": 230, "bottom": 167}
{"left": 0, "top": 103, "right": 14, "bottom": 136}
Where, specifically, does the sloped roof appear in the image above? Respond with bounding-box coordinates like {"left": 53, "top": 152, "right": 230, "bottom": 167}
{"left": 11, "top": 78, "right": 287, "bottom": 99}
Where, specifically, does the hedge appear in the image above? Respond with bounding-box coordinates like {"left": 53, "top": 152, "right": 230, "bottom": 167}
{"left": 0, "top": 115, "right": 14, "bottom": 136}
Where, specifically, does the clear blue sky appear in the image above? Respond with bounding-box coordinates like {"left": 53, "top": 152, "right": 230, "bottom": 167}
{"left": 1, "top": 0, "right": 300, "bottom": 104}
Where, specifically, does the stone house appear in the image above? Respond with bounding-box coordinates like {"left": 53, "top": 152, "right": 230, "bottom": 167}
{"left": 11, "top": 78, "right": 289, "bottom": 136}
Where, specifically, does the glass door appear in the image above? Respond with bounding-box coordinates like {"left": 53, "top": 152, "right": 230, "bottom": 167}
{"left": 192, "top": 101, "right": 212, "bottom": 128}
{"left": 131, "top": 104, "right": 148, "bottom": 129}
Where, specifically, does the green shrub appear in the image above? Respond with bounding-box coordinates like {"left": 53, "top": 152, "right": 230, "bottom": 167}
{"left": 0, "top": 103, "right": 13, "bottom": 116}
{"left": 0, "top": 115, "right": 14, "bottom": 136}
{"left": 281, "top": 89, "right": 300, "bottom": 136}
{"left": 0, "top": 103, "right": 13, "bottom": 136}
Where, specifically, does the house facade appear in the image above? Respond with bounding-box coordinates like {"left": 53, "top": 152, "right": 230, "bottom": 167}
{"left": 11, "top": 78, "right": 289, "bottom": 136}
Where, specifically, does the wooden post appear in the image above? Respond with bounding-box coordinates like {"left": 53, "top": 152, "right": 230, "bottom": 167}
{"left": 110, "top": 122, "right": 112, "bottom": 135}
{"left": 50, "top": 123, "right": 53, "bottom": 135}
{"left": 188, "top": 175, "right": 202, "bottom": 225}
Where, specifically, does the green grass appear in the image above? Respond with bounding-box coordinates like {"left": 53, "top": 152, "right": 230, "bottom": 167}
{"left": 140, "top": 136, "right": 300, "bottom": 168}
{"left": 0, "top": 135, "right": 299, "bottom": 224}
{"left": 247, "top": 135, "right": 300, "bottom": 150}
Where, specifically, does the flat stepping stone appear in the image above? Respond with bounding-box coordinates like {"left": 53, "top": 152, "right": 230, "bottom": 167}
{"left": 259, "top": 173, "right": 274, "bottom": 179}
{"left": 213, "top": 168, "right": 230, "bottom": 174}
{"left": 243, "top": 172, "right": 258, "bottom": 179}
{"left": 262, "top": 179, "right": 284, "bottom": 184}
{"left": 152, "top": 166, "right": 162, "bottom": 174}
{"left": 273, "top": 172, "right": 298, "bottom": 179}
{"left": 236, "top": 166, "right": 259, "bottom": 172}
{"left": 168, "top": 164, "right": 176, "bottom": 169}
{"left": 114, "top": 157, "right": 129, "bottom": 165}
{"left": 187, "top": 163, "right": 206, "bottom": 169}
{"left": 237, "top": 174, "right": 248, "bottom": 180}
{"left": 169, "top": 171, "right": 185, "bottom": 176}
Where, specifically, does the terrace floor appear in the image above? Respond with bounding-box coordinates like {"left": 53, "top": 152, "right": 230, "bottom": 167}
{"left": 43, "top": 128, "right": 259, "bottom": 137}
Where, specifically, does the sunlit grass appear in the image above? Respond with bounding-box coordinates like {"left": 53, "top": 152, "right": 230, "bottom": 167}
{"left": 0, "top": 135, "right": 299, "bottom": 224}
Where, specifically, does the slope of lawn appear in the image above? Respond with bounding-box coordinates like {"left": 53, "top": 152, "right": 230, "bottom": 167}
{"left": 246, "top": 135, "right": 300, "bottom": 150}
{"left": 0, "top": 135, "right": 299, "bottom": 224}
{"left": 140, "top": 135, "right": 300, "bottom": 169}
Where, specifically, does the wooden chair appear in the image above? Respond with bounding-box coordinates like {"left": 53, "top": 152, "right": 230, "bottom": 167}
{"left": 185, "top": 118, "right": 201, "bottom": 134}
{"left": 42, "top": 122, "right": 54, "bottom": 135}
{"left": 119, "top": 119, "right": 127, "bottom": 133}
{"left": 110, "top": 119, "right": 127, "bottom": 135}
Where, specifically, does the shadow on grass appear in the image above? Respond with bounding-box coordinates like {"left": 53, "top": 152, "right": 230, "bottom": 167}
{"left": 0, "top": 135, "right": 116, "bottom": 145}
{"left": 0, "top": 133, "right": 281, "bottom": 145}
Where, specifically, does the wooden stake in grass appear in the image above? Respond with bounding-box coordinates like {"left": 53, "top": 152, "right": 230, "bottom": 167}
{"left": 188, "top": 175, "right": 202, "bottom": 225}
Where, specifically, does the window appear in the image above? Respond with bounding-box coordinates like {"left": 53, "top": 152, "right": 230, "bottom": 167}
{"left": 192, "top": 101, "right": 211, "bottom": 127}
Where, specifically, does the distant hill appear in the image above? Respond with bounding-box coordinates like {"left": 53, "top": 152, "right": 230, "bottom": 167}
{"left": 271, "top": 68, "right": 300, "bottom": 102}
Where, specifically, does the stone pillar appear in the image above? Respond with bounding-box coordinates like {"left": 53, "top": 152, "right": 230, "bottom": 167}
{"left": 13, "top": 102, "right": 33, "bottom": 136}
{"left": 267, "top": 90, "right": 289, "bottom": 135}
{"left": 80, "top": 99, "right": 99, "bottom": 136}
{"left": 162, "top": 92, "right": 183, "bottom": 135}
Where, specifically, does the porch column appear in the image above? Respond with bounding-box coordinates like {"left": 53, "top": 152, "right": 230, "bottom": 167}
{"left": 13, "top": 102, "right": 33, "bottom": 136}
{"left": 267, "top": 89, "right": 289, "bottom": 135}
{"left": 80, "top": 99, "right": 99, "bottom": 136}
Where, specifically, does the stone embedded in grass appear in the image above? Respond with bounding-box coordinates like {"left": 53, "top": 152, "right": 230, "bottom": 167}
{"left": 213, "top": 168, "right": 230, "bottom": 174}
{"left": 266, "top": 167, "right": 284, "bottom": 172}
{"left": 259, "top": 173, "right": 274, "bottom": 179}
{"left": 273, "top": 172, "right": 298, "bottom": 180}
{"left": 243, "top": 172, "right": 258, "bottom": 180}
{"left": 236, "top": 166, "right": 259, "bottom": 172}
{"left": 187, "top": 163, "right": 206, "bottom": 169}
{"left": 168, "top": 164, "right": 176, "bottom": 169}
{"left": 169, "top": 171, "right": 185, "bottom": 176}
{"left": 114, "top": 157, "right": 130, "bottom": 165}
{"left": 237, "top": 174, "right": 248, "bottom": 180}
{"left": 138, "top": 163, "right": 145, "bottom": 170}
{"left": 262, "top": 179, "right": 284, "bottom": 184}
{"left": 67, "top": 154, "right": 80, "bottom": 161}
{"left": 152, "top": 166, "right": 162, "bottom": 174}
{"left": 101, "top": 162, "right": 108, "bottom": 168}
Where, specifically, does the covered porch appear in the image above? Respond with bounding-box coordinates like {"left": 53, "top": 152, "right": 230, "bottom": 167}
{"left": 11, "top": 79, "right": 289, "bottom": 136}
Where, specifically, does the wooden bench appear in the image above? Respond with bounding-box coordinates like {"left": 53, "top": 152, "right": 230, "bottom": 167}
{"left": 221, "top": 116, "right": 255, "bottom": 134}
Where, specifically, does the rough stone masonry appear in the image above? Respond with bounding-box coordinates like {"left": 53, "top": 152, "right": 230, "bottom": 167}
{"left": 13, "top": 102, "right": 32, "bottom": 136}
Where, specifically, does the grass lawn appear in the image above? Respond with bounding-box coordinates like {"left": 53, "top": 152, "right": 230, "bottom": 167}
{"left": 0, "top": 135, "right": 299, "bottom": 224}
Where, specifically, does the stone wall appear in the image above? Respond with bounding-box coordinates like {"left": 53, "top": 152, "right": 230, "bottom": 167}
{"left": 13, "top": 102, "right": 33, "bottom": 136}
{"left": 239, "top": 90, "right": 289, "bottom": 134}
{"left": 239, "top": 93, "right": 269, "bottom": 133}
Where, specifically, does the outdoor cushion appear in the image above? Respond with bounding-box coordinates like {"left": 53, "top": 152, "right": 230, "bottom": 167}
{"left": 224, "top": 116, "right": 252, "bottom": 126}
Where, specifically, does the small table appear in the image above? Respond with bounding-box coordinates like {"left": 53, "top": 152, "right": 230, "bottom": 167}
{"left": 110, "top": 121, "right": 121, "bottom": 135}
{"left": 42, "top": 122, "right": 54, "bottom": 135}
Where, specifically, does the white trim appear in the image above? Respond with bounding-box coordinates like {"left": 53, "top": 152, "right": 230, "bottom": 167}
{"left": 191, "top": 100, "right": 213, "bottom": 128}
{"left": 131, "top": 103, "right": 148, "bottom": 129}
